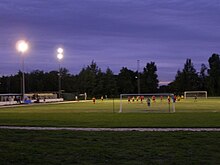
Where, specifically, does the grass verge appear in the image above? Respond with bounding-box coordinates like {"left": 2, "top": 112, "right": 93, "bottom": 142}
{"left": 0, "top": 130, "right": 219, "bottom": 165}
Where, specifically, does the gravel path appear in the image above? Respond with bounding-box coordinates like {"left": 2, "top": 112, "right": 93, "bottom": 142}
{"left": 0, "top": 126, "right": 219, "bottom": 132}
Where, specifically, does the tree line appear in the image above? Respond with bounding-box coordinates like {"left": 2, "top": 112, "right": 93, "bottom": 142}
{"left": 0, "top": 53, "right": 220, "bottom": 97}
{"left": 169, "top": 53, "right": 220, "bottom": 96}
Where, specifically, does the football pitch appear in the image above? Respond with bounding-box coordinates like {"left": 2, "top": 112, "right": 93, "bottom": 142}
{"left": 0, "top": 98, "right": 219, "bottom": 164}
{"left": 0, "top": 98, "right": 219, "bottom": 127}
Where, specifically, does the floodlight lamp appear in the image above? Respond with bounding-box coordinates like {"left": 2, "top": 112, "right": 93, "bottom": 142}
{"left": 16, "top": 40, "right": 28, "bottom": 53}
{"left": 57, "top": 53, "right": 63, "bottom": 60}
{"left": 57, "top": 48, "right": 64, "bottom": 54}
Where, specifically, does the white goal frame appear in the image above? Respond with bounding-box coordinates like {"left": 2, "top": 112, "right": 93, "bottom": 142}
{"left": 184, "top": 91, "right": 207, "bottom": 99}
{"left": 119, "top": 93, "right": 175, "bottom": 113}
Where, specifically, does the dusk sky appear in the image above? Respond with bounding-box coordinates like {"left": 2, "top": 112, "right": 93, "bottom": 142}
{"left": 0, "top": 0, "right": 220, "bottom": 84}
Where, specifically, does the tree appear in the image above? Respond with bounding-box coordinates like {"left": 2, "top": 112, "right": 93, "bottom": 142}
{"left": 170, "top": 59, "right": 199, "bottom": 93}
{"left": 26, "top": 70, "right": 45, "bottom": 92}
{"left": 207, "top": 53, "right": 220, "bottom": 96}
{"left": 198, "top": 64, "right": 208, "bottom": 91}
{"left": 77, "top": 61, "right": 101, "bottom": 97}
{"left": 141, "top": 62, "right": 159, "bottom": 93}
{"left": 103, "top": 67, "right": 117, "bottom": 97}
{"left": 0, "top": 72, "right": 22, "bottom": 94}
{"left": 94, "top": 70, "right": 105, "bottom": 97}
{"left": 117, "top": 67, "right": 136, "bottom": 94}
{"left": 59, "top": 68, "right": 77, "bottom": 92}
{"left": 44, "top": 71, "right": 59, "bottom": 92}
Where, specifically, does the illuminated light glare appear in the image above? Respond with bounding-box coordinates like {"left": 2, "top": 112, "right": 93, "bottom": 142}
{"left": 57, "top": 53, "right": 63, "bottom": 60}
{"left": 16, "top": 40, "right": 29, "bottom": 53}
{"left": 57, "top": 48, "right": 63, "bottom": 54}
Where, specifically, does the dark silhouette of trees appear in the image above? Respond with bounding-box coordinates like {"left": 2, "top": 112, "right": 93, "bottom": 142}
{"left": 44, "top": 71, "right": 59, "bottom": 92}
{"left": 0, "top": 72, "right": 21, "bottom": 93}
{"left": 207, "top": 53, "right": 220, "bottom": 96}
{"left": 198, "top": 64, "right": 208, "bottom": 91}
{"left": 102, "top": 67, "right": 117, "bottom": 97}
{"left": 117, "top": 67, "right": 136, "bottom": 94}
{"left": 26, "top": 70, "right": 45, "bottom": 92}
{"left": 77, "top": 62, "right": 117, "bottom": 98}
{"left": 169, "top": 59, "right": 200, "bottom": 93}
{"left": 141, "top": 62, "right": 159, "bottom": 93}
{"left": 77, "top": 61, "right": 100, "bottom": 97}
{"left": 1, "top": 54, "right": 220, "bottom": 97}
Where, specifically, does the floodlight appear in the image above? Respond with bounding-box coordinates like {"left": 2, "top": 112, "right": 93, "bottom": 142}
{"left": 16, "top": 39, "right": 29, "bottom": 103}
{"left": 57, "top": 47, "right": 63, "bottom": 54}
{"left": 57, "top": 53, "right": 63, "bottom": 60}
{"left": 16, "top": 40, "right": 28, "bottom": 53}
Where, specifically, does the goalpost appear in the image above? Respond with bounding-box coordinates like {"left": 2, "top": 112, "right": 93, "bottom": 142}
{"left": 184, "top": 91, "right": 207, "bottom": 99}
{"left": 119, "top": 93, "right": 175, "bottom": 113}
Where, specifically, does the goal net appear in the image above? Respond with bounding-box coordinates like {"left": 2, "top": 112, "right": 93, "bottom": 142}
{"left": 184, "top": 91, "right": 207, "bottom": 99}
{"left": 119, "top": 93, "right": 175, "bottom": 113}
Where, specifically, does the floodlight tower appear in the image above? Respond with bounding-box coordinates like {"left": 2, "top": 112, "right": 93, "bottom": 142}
{"left": 16, "top": 40, "right": 29, "bottom": 102}
{"left": 57, "top": 47, "right": 64, "bottom": 98}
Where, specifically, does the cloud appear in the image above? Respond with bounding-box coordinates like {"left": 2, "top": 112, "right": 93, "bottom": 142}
{"left": 0, "top": 0, "right": 220, "bottom": 81}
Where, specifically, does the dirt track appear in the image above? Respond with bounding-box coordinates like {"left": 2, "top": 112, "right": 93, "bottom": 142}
{"left": 0, "top": 126, "right": 219, "bottom": 132}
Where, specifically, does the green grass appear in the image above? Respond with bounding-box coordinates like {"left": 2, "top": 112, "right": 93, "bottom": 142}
{"left": 0, "top": 98, "right": 220, "bottom": 164}
{"left": 0, "top": 98, "right": 220, "bottom": 127}
{"left": 0, "top": 130, "right": 219, "bottom": 165}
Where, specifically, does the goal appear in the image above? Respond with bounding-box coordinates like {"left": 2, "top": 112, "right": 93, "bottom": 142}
{"left": 119, "top": 93, "right": 175, "bottom": 113}
{"left": 184, "top": 91, "right": 207, "bottom": 99}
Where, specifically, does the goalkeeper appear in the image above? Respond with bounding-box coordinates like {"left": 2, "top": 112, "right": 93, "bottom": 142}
{"left": 146, "top": 97, "right": 151, "bottom": 107}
